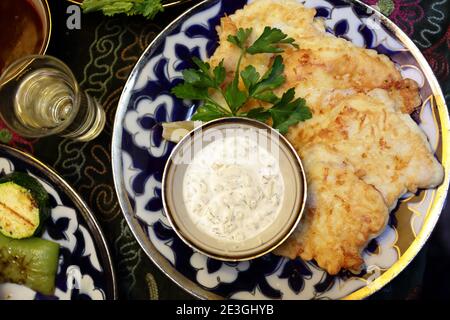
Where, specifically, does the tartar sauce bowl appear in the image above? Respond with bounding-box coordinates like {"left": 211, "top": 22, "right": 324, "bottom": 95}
{"left": 162, "top": 117, "right": 307, "bottom": 261}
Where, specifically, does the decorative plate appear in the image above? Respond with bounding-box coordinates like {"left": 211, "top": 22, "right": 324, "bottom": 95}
{"left": 0, "top": 145, "right": 117, "bottom": 300}
{"left": 112, "top": 0, "right": 449, "bottom": 299}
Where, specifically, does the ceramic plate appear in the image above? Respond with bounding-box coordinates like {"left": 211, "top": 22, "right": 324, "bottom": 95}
{"left": 112, "top": 0, "right": 449, "bottom": 299}
{"left": 0, "top": 145, "right": 117, "bottom": 300}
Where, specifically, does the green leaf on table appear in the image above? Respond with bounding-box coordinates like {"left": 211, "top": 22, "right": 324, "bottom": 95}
{"left": 82, "top": 0, "right": 164, "bottom": 20}
{"left": 247, "top": 27, "right": 299, "bottom": 54}
{"left": 100, "top": 3, "right": 133, "bottom": 16}
{"left": 134, "top": 0, "right": 164, "bottom": 19}
{"left": 0, "top": 129, "right": 12, "bottom": 144}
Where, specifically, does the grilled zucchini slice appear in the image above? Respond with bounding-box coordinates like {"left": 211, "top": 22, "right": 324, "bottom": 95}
{"left": 0, "top": 172, "right": 50, "bottom": 239}
{"left": 0, "top": 233, "right": 60, "bottom": 295}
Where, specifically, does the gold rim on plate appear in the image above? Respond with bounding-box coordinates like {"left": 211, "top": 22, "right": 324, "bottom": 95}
{"left": 344, "top": 0, "right": 450, "bottom": 300}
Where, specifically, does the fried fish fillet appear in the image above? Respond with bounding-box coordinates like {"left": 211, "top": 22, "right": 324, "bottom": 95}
{"left": 288, "top": 90, "right": 444, "bottom": 209}
{"left": 274, "top": 144, "right": 389, "bottom": 274}
{"left": 209, "top": 0, "right": 444, "bottom": 274}
{"left": 276, "top": 91, "right": 443, "bottom": 273}
{"left": 210, "top": 0, "right": 420, "bottom": 114}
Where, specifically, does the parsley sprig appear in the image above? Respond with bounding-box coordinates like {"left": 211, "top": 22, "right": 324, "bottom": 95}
{"left": 171, "top": 27, "right": 311, "bottom": 133}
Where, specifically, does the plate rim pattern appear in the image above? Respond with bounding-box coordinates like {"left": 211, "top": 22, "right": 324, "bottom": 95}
{"left": 0, "top": 144, "right": 118, "bottom": 300}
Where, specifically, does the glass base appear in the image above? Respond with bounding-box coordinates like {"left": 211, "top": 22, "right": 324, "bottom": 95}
{"left": 62, "top": 93, "right": 106, "bottom": 142}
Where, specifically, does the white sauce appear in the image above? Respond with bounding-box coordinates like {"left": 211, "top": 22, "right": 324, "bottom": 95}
{"left": 183, "top": 135, "right": 284, "bottom": 242}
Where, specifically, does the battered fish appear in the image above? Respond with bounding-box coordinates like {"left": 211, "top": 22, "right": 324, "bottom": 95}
{"left": 274, "top": 144, "right": 389, "bottom": 274}
{"left": 209, "top": 0, "right": 444, "bottom": 274}
{"left": 288, "top": 90, "right": 444, "bottom": 208}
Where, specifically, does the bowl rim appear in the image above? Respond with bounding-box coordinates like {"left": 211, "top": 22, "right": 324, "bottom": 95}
{"left": 38, "top": 0, "right": 52, "bottom": 56}
{"left": 161, "top": 117, "right": 308, "bottom": 262}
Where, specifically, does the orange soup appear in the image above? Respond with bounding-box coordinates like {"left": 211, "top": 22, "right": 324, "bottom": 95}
{"left": 0, "top": 0, "right": 44, "bottom": 74}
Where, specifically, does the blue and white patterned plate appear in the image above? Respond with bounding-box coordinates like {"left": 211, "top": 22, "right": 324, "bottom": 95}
{"left": 0, "top": 145, "right": 117, "bottom": 300}
{"left": 112, "top": 0, "right": 450, "bottom": 299}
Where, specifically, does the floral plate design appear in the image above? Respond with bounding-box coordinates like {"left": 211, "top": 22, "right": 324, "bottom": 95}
{"left": 0, "top": 145, "right": 117, "bottom": 300}
{"left": 112, "top": 0, "right": 449, "bottom": 299}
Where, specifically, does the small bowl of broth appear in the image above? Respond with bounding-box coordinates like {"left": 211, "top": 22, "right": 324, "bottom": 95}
{"left": 0, "top": 0, "right": 51, "bottom": 75}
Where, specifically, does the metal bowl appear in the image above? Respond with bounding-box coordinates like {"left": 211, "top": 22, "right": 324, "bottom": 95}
{"left": 32, "top": 0, "right": 52, "bottom": 56}
{"left": 162, "top": 117, "right": 307, "bottom": 261}
{"left": 0, "top": 0, "right": 51, "bottom": 80}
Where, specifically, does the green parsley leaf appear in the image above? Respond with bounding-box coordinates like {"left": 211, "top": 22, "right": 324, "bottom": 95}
{"left": 269, "top": 88, "right": 298, "bottom": 126}
{"left": 181, "top": 58, "right": 225, "bottom": 89}
{"left": 224, "top": 72, "right": 247, "bottom": 113}
{"left": 170, "top": 26, "right": 311, "bottom": 134}
{"left": 240, "top": 65, "right": 260, "bottom": 92}
{"left": 171, "top": 83, "right": 209, "bottom": 100}
{"left": 269, "top": 88, "right": 312, "bottom": 134}
{"left": 245, "top": 107, "right": 271, "bottom": 122}
{"left": 191, "top": 102, "right": 229, "bottom": 122}
{"left": 182, "top": 57, "right": 215, "bottom": 87}
{"left": 134, "top": 0, "right": 164, "bottom": 19}
{"left": 192, "top": 57, "right": 211, "bottom": 74}
{"left": 275, "top": 104, "right": 312, "bottom": 134}
{"left": 253, "top": 91, "right": 279, "bottom": 103}
{"left": 227, "top": 28, "right": 253, "bottom": 50}
{"left": 82, "top": 0, "right": 164, "bottom": 20}
{"left": 241, "top": 57, "right": 285, "bottom": 103}
{"left": 247, "top": 27, "right": 299, "bottom": 54}
{"left": 252, "top": 55, "right": 285, "bottom": 97}
{"left": 182, "top": 69, "right": 215, "bottom": 88}
{"left": 213, "top": 60, "right": 226, "bottom": 87}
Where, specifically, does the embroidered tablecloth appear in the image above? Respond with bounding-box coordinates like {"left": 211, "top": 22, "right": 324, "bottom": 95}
{"left": 1, "top": 0, "right": 449, "bottom": 299}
